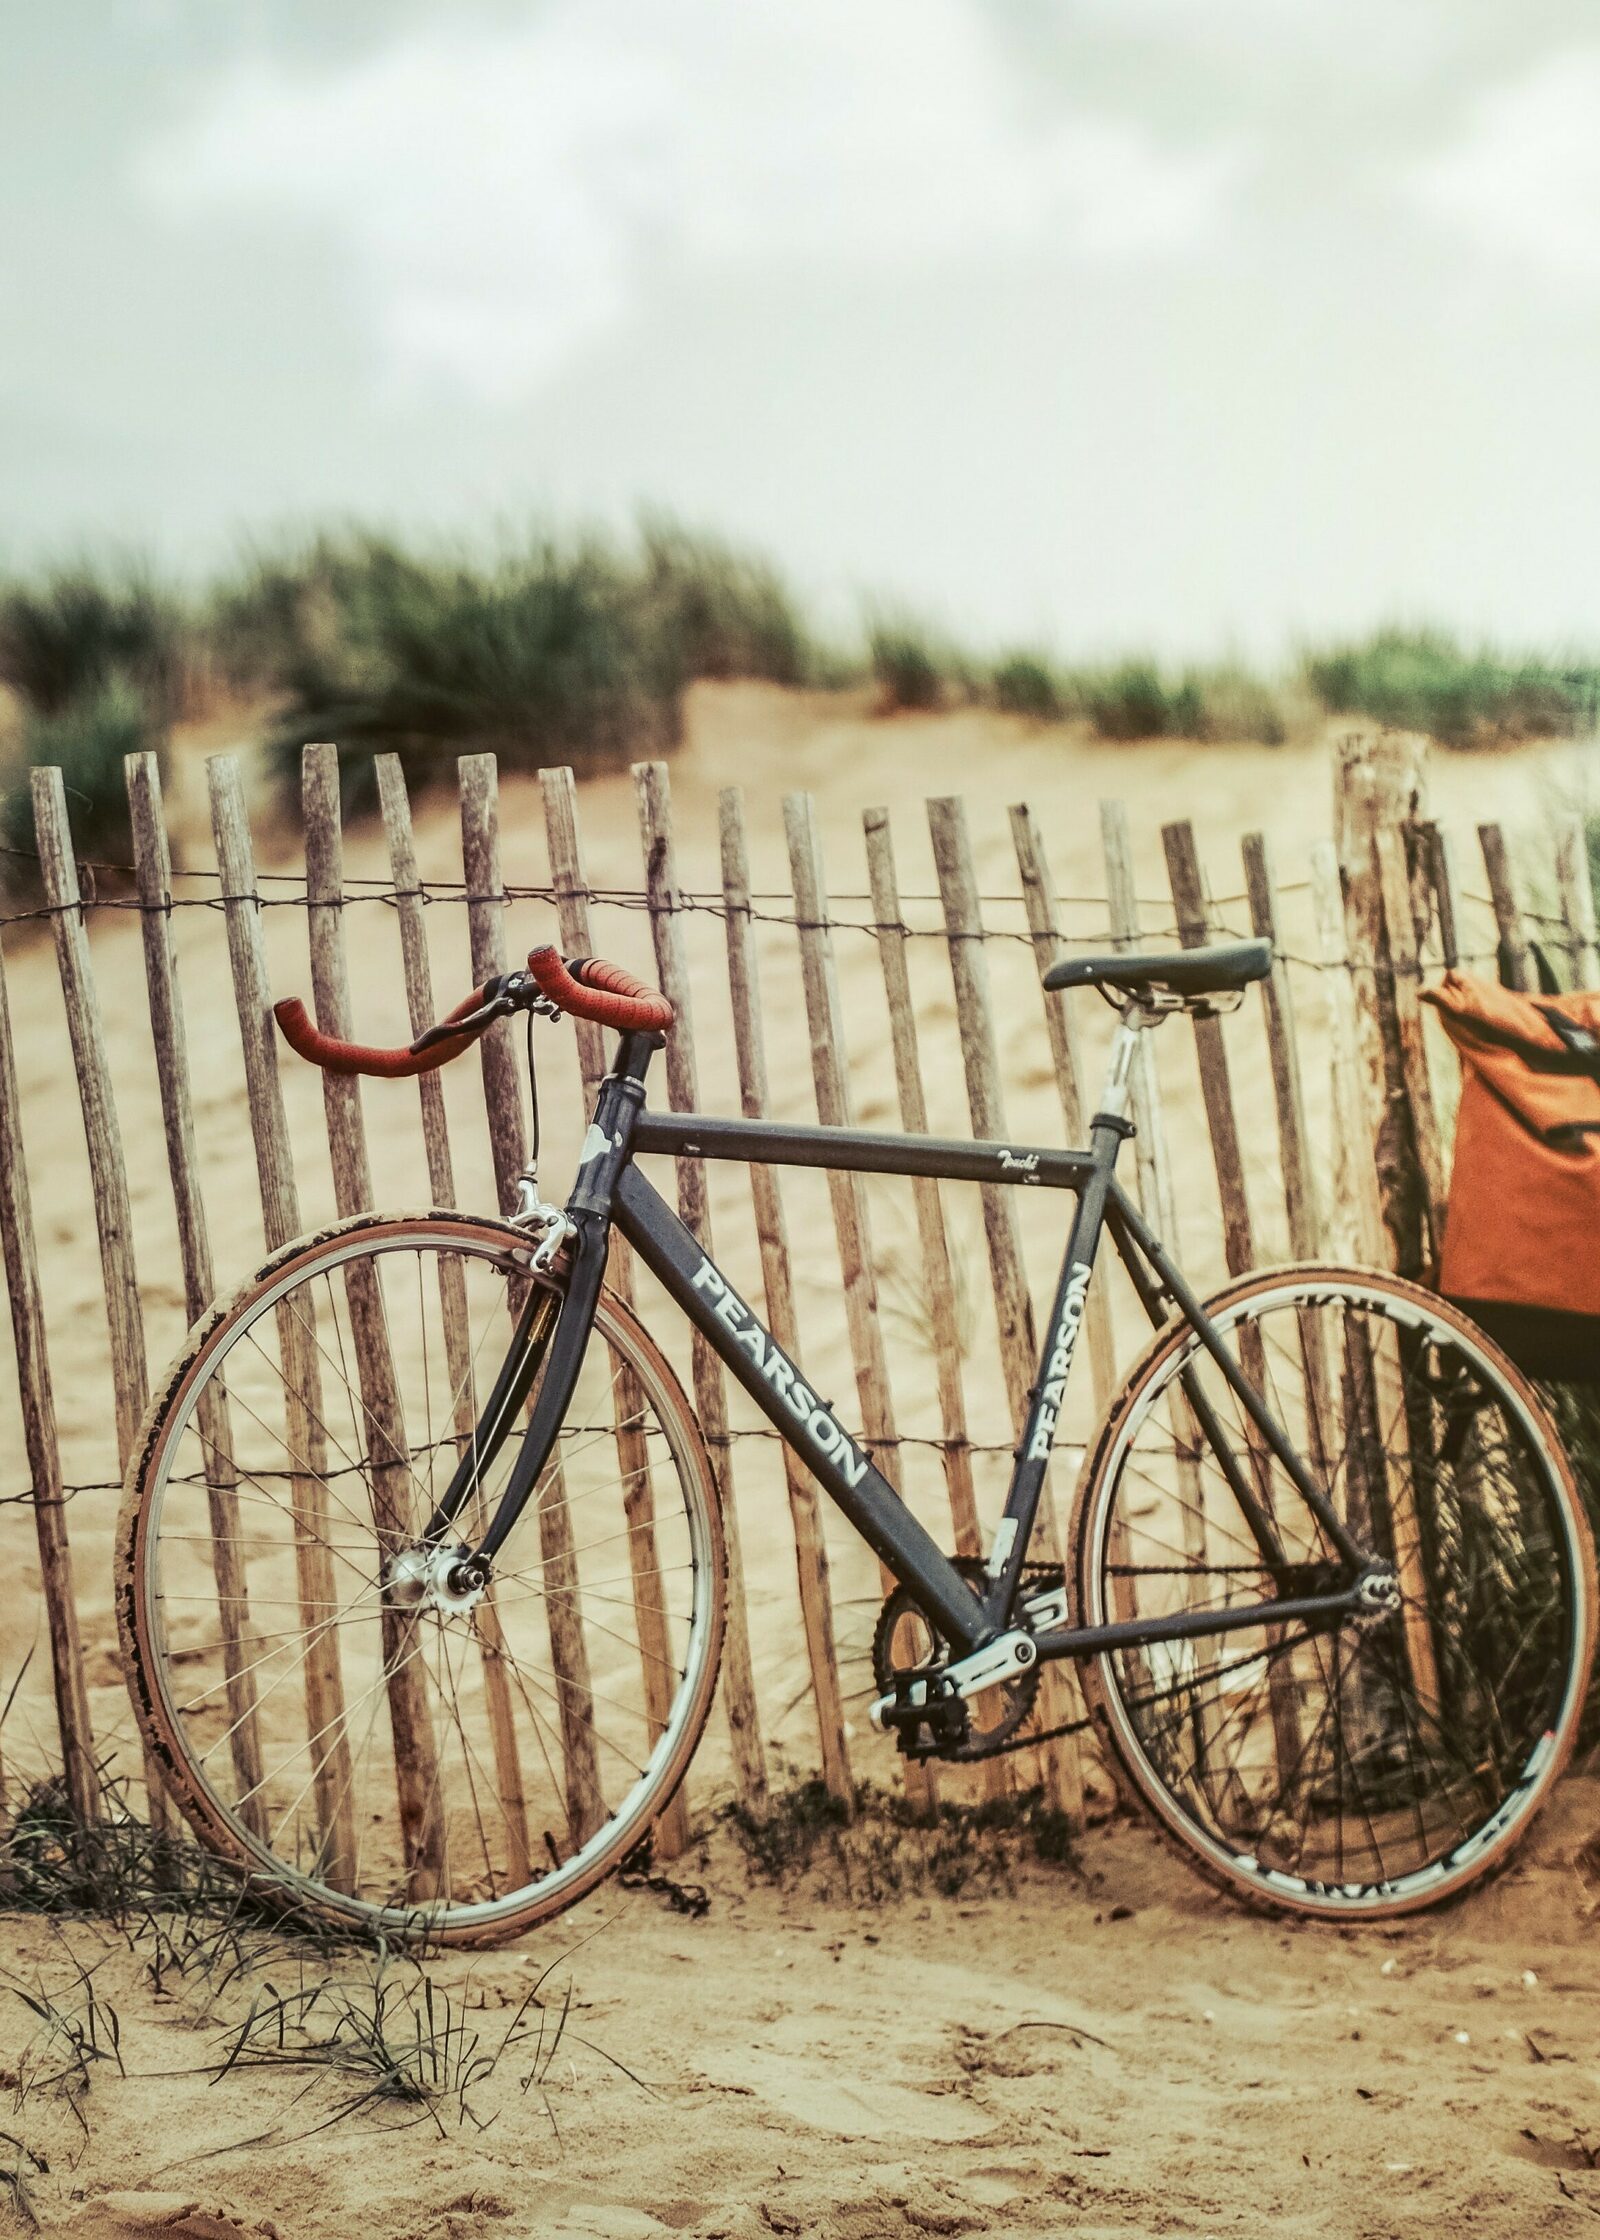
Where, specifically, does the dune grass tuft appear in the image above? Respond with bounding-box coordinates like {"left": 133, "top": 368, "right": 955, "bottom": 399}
{"left": 1300, "top": 628, "right": 1600, "bottom": 749}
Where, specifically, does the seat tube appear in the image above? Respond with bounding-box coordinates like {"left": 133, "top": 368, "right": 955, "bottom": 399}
{"left": 984, "top": 1027, "right": 1140, "bottom": 1618}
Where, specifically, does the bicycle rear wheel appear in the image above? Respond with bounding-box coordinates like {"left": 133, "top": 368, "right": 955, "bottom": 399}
{"left": 1071, "top": 1265, "right": 1595, "bottom": 1918}
{"left": 118, "top": 1211, "right": 725, "bottom": 1945}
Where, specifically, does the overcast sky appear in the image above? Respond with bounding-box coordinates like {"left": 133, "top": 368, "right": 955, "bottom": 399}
{"left": 7, "top": 0, "right": 1600, "bottom": 655}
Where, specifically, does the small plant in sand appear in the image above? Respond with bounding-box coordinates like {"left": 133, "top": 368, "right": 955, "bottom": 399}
{"left": 725, "top": 1777, "right": 1082, "bottom": 1903}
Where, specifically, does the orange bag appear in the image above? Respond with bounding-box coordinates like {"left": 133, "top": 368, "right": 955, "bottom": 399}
{"left": 1423, "top": 971, "right": 1600, "bottom": 1374}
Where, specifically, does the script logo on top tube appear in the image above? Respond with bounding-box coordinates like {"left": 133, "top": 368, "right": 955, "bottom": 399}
{"left": 1026, "top": 1261, "right": 1092, "bottom": 1462}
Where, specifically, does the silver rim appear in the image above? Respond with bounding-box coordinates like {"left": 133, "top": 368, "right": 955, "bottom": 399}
{"left": 1084, "top": 1274, "right": 1590, "bottom": 1911}
{"left": 134, "top": 1221, "right": 719, "bottom": 1934}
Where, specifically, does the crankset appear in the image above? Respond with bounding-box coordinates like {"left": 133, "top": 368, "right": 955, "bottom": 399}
{"left": 871, "top": 1557, "right": 1048, "bottom": 1763}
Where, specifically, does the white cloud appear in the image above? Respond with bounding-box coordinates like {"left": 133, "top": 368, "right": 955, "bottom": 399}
{"left": 142, "top": 0, "right": 1246, "bottom": 399}
{"left": 1406, "top": 48, "right": 1600, "bottom": 284}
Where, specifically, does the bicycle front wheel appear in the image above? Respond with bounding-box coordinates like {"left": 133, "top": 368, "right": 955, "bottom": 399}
{"left": 1071, "top": 1265, "right": 1595, "bottom": 1919}
{"left": 118, "top": 1211, "right": 725, "bottom": 1944}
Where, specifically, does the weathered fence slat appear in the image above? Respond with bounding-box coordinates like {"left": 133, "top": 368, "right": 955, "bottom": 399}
{"left": 458, "top": 754, "right": 606, "bottom": 1850}
{"left": 1556, "top": 818, "right": 1600, "bottom": 989}
{"left": 1163, "top": 820, "right": 1258, "bottom": 1280}
{"left": 1164, "top": 819, "right": 1301, "bottom": 1782}
{"left": 1102, "top": 799, "right": 1212, "bottom": 1618}
{"left": 1334, "top": 734, "right": 1431, "bottom": 1277}
{"left": 1371, "top": 819, "right": 1449, "bottom": 1259}
{"left": 459, "top": 757, "right": 529, "bottom": 1212}
{"left": 375, "top": 752, "right": 533, "bottom": 1885}
{"left": 303, "top": 744, "right": 449, "bottom": 1898}
{"left": 1007, "top": 804, "right": 1116, "bottom": 1414}
{"left": 0, "top": 937, "right": 97, "bottom": 1825}
{"left": 1477, "top": 822, "right": 1532, "bottom": 994}
{"left": 31, "top": 768, "right": 172, "bottom": 1837}
{"left": 208, "top": 753, "right": 359, "bottom": 1889}
{"left": 722, "top": 788, "right": 853, "bottom": 1802}
{"left": 1100, "top": 801, "right": 1181, "bottom": 1248}
{"left": 544, "top": 764, "right": 701, "bottom": 1849}
{"left": 1241, "top": 831, "right": 1322, "bottom": 1260}
{"left": 1311, "top": 843, "right": 1386, "bottom": 1267}
{"left": 782, "top": 793, "right": 903, "bottom": 1482}
{"left": 1241, "top": 826, "right": 1343, "bottom": 1517}
{"left": 864, "top": 805, "right": 1011, "bottom": 1803}
{"left": 634, "top": 761, "right": 766, "bottom": 1811}
{"left": 1420, "top": 822, "right": 1463, "bottom": 973}
{"left": 1310, "top": 836, "right": 1442, "bottom": 1716}
{"left": 126, "top": 752, "right": 266, "bottom": 1837}
{"left": 861, "top": 808, "right": 982, "bottom": 1553}
{"left": 32, "top": 770, "right": 150, "bottom": 1472}
{"left": 926, "top": 794, "right": 1084, "bottom": 1824}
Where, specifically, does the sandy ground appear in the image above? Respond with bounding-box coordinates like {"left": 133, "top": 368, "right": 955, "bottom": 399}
{"left": 0, "top": 1785, "right": 1598, "bottom": 2239}
{"left": 0, "top": 687, "right": 1595, "bottom": 2234}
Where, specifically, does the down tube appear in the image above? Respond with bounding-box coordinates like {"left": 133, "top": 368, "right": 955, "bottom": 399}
{"left": 613, "top": 1162, "right": 988, "bottom": 1653}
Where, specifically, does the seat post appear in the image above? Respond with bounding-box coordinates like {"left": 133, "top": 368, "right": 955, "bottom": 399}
{"left": 1094, "top": 1006, "right": 1152, "bottom": 1126}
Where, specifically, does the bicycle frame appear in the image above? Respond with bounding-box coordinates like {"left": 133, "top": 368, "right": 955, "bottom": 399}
{"left": 430, "top": 1016, "right": 1377, "bottom": 1671}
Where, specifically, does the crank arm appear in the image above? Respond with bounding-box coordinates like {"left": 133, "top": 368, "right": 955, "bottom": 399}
{"left": 867, "top": 1626, "right": 1037, "bottom": 1733}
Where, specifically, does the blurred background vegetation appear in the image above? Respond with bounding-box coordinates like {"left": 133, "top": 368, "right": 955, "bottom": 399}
{"left": 4, "top": 517, "right": 1600, "bottom": 881}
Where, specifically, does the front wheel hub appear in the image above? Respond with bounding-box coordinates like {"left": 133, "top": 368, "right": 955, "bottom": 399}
{"left": 385, "top": 1542, "right": 490, "bottom": 1616}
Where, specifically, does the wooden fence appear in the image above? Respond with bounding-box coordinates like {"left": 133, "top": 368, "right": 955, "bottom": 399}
{"left": 0, "top": 725, "right": 1583, "bottom": 1837}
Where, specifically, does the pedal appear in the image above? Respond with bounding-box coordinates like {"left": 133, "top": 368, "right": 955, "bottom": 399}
{"left": 868, "top": 1673, "right": 969, "bottom": 1761}
{"left": 868, "top": 1627, "right": 1038, "bottom": 1757}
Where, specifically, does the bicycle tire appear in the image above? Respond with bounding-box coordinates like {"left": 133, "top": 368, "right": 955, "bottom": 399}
{"left": 117, "top": 1210, "right": 726, "bottom": 1946}
{"left": 1070, "top": 1263, "right": 1596, "bottom": 1920}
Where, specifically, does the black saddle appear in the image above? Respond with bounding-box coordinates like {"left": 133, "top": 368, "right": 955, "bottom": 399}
{"left": 1043, "top": 937, "right": 1271, "bottom": 1001}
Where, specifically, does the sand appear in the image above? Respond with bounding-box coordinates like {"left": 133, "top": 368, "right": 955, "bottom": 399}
{"left": 0, "top": 686, "right": 1594, "bottom": 2234}
{"left": 2, "top": 1786, "right": 1599, "bottom": 2238}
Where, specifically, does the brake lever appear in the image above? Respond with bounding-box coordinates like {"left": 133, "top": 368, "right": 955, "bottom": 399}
{"left": 409, "top": 972, "right": 564, "bottom": 1055}
{"left": 410, "top": 991, "right": 516, "bottom": 1054}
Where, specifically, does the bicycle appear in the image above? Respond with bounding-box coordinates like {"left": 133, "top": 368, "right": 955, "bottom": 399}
{"left": 117, "top": 937, "right": 1597, "bottom": 1944}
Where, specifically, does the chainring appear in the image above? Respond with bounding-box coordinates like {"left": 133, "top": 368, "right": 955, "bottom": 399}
{"left": 871, "top": 1556, "right": 1042, "bottom": 1762}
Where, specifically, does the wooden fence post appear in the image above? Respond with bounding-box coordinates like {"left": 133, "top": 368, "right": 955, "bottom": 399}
{"left": 1477, "top": 824, "right": 1532, "bottom": 993}
{"left": 31, "top": 770, "right": 151, "bottom": 1476}
{"left": 721, "top": 788, "right": 853, "bottom": 1802}
{"left": 863, "top": 805, "right": 1010, "bottom": 1804}
{"left": 1333, "top": 731, "right": 1433, "bottom": 1277}
{"left": 926, "top": 794, "right": 1084, "bottom": 1824}
{"left": 1099, "top": 802, "right": 1182, "bottom": 1248}
{"left": 861, "top": 808, "right": 983, "bottom": 1553}
{"left": 31, "top": 768, "right": 170, "bottom": 1835}
{"left": 1164, "top": 819, "right": 1302, "bottom": 1779}
{"left": 0, "top": 936, "right": 97, "bottom": 1825}
{"left": 126, "top": 752, "right": 266, "bottom": 1837}
{"left": 1555, "top": 818, "right": 1600, "bottom": 989}
{"left": 1241, "top": 831, "right": 1323, "bottom": 1261}
{"left": 540, "top": 767, "right": 697, "bottom": 1851}
{"left": 783, "top": 791, "right": 938, "bottom": 1808}
{"left": 208, "top": 753, "right": 359, "bottom": 1889}
{"left": 633, "top": 761, "right": 767, "bottom": 1811}
{"left": 459, "top": 757, "right": 529, "bottom": 1214}
{"left": 782, "top": 792, "right": 904, "bottom": 1495}
{"left": 1162, "top": 820, "right": 1259, "bottom": 1281}
{"left": 1420, "top": 823, "right": 1463, "bottom": 972}
{"left": 1007, "top": 804, "right": 1116, "bottom": 1416}
{"left": 458, "top": 754, "right": 607, "bottom": 1849}
{"left": 375, "top": 752, "right": 532, "bottom": 1883}
{"left": 1311, "top": 843, "right": 1387, "bottom": 1269}
{"left": 302, "top": 744, "right": 449, "bottom": 1898}
{"left": 1311, "top": 835, "right": 1442, "bottom": 1715}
